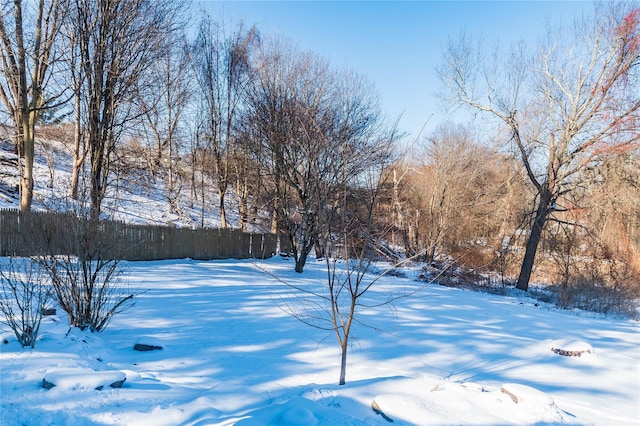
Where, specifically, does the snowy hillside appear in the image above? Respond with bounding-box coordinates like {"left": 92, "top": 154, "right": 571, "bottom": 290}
{"left": 0, "top": 134, "right": 238, "bottom": 229}
{"left": 1, "top": 257, "right": 639, "bottom": 425}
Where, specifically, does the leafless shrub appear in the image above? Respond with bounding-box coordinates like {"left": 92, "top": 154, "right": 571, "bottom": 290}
{"left": 491, "top": 233, "right": 523, "bottom": 286}
{"left": 544, "top": 215, "right": 640, "bottom": 317}
{"left": 35, "top": 212, "right": 135, "bottom": 332}
{"left": 553, "top": 260, "right": 639, "bottom": 317}
{"left": 0, "top": 257, "right": 52, "bottom": 347}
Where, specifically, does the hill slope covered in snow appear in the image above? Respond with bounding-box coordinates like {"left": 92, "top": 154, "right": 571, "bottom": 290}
{"left": 0, "top": 133, "right": 238, "bottom": 229}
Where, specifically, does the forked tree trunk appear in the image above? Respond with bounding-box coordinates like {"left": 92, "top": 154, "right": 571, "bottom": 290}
{"left": 294, "top": 249, "right": 308, "bottom": 273}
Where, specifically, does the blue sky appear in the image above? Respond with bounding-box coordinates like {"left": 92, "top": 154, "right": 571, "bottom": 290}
{"left": 200, "top": 1, "right": 591, "bottom": 143}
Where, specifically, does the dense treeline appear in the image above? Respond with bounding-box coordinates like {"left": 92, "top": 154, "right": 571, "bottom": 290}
{"left": 0, "top": 0, "right": 638, "bottom": 299}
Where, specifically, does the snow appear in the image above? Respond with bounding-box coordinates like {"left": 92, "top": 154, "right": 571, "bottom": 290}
{"left": 1, "top": 257, "right": 639, "bottom": 425}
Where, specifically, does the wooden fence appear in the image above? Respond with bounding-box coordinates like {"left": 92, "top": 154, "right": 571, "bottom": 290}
{"left": 0, "top": 209, "right": 283, "bottom": 260}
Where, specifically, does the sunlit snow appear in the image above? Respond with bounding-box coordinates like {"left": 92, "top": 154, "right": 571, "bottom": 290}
{"left": 1, "top": 258, "right": 639, "bottom": 425}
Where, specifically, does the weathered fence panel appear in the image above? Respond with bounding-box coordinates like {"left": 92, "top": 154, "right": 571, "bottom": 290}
{"left": 0, "top": 209, "right": 282, "bottom": 260}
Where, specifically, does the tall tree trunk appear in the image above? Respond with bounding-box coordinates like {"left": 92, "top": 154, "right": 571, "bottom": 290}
{"left": 516, "top": 195, "right": 550, "bottom": 291}
{"left": 338, "top": 338, "right": 348, "bottom": 386}
{"left": 238, "top": 182, "right": 248, "bottom": 232}
{"left": 19, "top": 115, "right": 34, "bottom": 211}
{"left": 0, "top": 0, "right": 62, "bottom": 211}
{"left": 218, "top": 188, "right": 227, "bottom": 228}
{"left": 167, "top": 137, "right": 176, "bottom": 214}
{"left": 271, "top": 198, "right": 279, "bottom": 234}
{"left": 70, "top": 91, "right": 83, "bottom": 199}
{"left": 89, "top": 142, "right": 103, "bottom": 222}
{"left": 15, "top": 0, "right": 32, "bottom": 212}
{"left": 200, "top": 153, "right": 205, "bottom": 227}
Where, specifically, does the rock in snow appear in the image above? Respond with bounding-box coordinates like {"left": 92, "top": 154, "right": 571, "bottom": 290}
{"left": 42, "top": 368, "right": 126, "bottom": 390}
{"left": 499, "top": 383, "right": 555, "bottom": 406}
{"left": 372, "top": 378, "right": 564, "bottom": 425}
{"left": 133, "top": 336, "right": 164, "bottom": 351}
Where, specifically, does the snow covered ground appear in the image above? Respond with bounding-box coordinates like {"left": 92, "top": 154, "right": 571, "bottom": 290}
{"left": 1, "top": 257, "right": 638, "bottom": 425}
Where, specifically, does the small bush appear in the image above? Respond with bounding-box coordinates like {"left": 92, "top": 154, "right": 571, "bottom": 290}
{"left": 39, "top": 254, "right": 133, "bottom": 332}
{"left": 35, "top": 213, "right": 135, "bottom": 332}
{"left": 0, "top": 257, "right": 52, "bottom": 348}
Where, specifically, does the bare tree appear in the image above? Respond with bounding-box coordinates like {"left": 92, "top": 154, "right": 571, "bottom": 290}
{"left": 390, "top": 123, "right": 528, "bottom": 271}
{"left": 317, "top": 132, "right": 399, "bottom": 385}
{"left": 245, "top": 37, "right": 393, "bottom": 273}
{"left": 439, "top": 3, "right": 640, "bottom": 290}
{"left": 244, "top": 38, "right": 334, "bottom": 271}
{"left": 247, "top": 38, "right": 402, "bottom": 382}
{"left": 269, "top": 122, "right": 400, "bottom": 385}
{"left": 420, "top": 125, "right": 527, "bottom": 264}
{"left": 61, "top": 1, "right": 86, "bottom": 200}
{"left": 71, "top": 0, "right": 183, "bottom": 221}
{"left": 139, "top": 36, "right": 192, "bottom": 215}
{"left": 420, "top": 125, "right": 479, "bottom": 262}
{"left": 191, "top": 16, "right": 258, "bottom": 228}
{"left": 232, "top": 124, "right": 263, "bottom": 231}
{"left": 584, "top": 148, "right": 640, "bottom": 268}
{"left": 0, "top": 0, "right": 66, "bottom": 211}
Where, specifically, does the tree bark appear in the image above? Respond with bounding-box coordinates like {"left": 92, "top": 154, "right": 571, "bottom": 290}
{"left": 516, "top": 195, "right": 550, "bottom": 291}
{"left": 218, "top": 188, "right": 227, "bottom": 228}
{"left": 70, "top": 89, "right": 83, "bottom": 199}
{"left": 338, "top": 338, "right": 348, "bottom": 386}
{"left": 15, "top": 0, "right": 32, "bottom": 212}
{"left": 0, "top": 0, "right": 62, "bottom": 212}
{"left": 19, "top": 113, "right": 34, "bottom": 212}
{"left": 294, "top": 248, "right": 311, "bottom": 273}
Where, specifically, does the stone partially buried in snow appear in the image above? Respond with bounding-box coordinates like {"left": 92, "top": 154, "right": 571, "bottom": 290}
{"left": 133, "top": 336, "right": 164, "bottom": 351}
{"left": 549, "top": 339, "right": 594, "bottom": 357}
{"left": 372, "top": 378, "right": 565, "bottom": 425}
{"left": 42, "top": 368, "right": 126, "bottom": 390}
{"left": 499, "top": 383, "right": 555, "bottom": 406}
